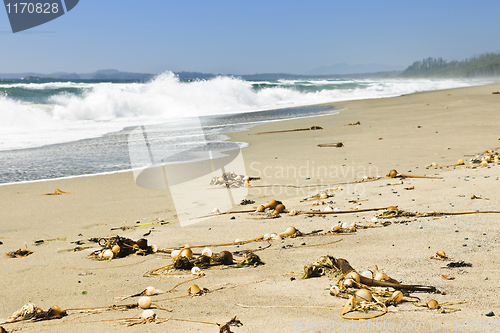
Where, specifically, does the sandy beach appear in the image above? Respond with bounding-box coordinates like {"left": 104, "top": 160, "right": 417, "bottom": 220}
{"left": 1, "top": 83, "right": 500, "bottom": 332}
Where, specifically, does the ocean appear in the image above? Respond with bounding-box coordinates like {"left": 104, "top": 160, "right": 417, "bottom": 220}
{"left": 0, "top": 73, "right": 491, "bottom": 184}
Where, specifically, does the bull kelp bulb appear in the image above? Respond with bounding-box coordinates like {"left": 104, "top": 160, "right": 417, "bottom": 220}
{"left": 256, "top": 205, "right": 265, "bottom": 212}
{"left": 50, "top": 305, "right": 64, "bottom": 316}
{"left": 355, "top": 288, "right": 373, "bottom": 303}
{"left": 171, "top": 249, "right": 181, "bottom": 259}
{"left": 180, "top": 247, "right": 193, "bottom": 258}
{"left": 111, "top": 245, "right": 121, "bottom": 254}
{"left": 145, "top": 286, "right": 157, "bottom": 296}
{"left": 138, "top": 296, "right": 152, "bottom": 309}
{"left": 390, "top": 290, "right": 404, "bottom": 303}
{"left": 191, "top": 266, "right": 201, "bottom": 275}
{"left": 343, "top": 278, "right": 354, "bottom": 287}
{"left": 201, "top": 247, "right": 212, "bottom": 257}
{"left": 359, "top": 270, "right": 373, "bottom": 279}
{"left": 427, "top": 299, "right": 439, "bottom": 309}
{"left": 102, "top": 249, "right": 114, "bottom": 260}
{"left": 141, "top": 309, "right": 155, "bottom": 319}
{"left": 329, "top": 286, "right": 340, "bottom": 296}
{"left": 345, "top": 271, "right": 360, "bottom": 283}
{"left": 188, "top": 284, "right": 201, "bottom": 295}
{"left": 279, "top": 226, "right": 296, "bottom": 236}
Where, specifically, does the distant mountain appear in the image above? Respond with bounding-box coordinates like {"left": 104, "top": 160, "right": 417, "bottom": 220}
{"left": 308, "top": 63, "right": 403, "bottom": 75}
{"left": 0, "top": 69, "right": 218, "bottom": 81}
{"left": 0, "top": 69, "right": 155, "bottom": 80}
{"left": 0, "top": 69, "right": 402, "bottom": 81}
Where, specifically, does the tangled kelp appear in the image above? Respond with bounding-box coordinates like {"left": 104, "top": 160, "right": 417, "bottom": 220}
{"left": 5, "top": 248, "right": 33, "bottom": 258}
{"left": 303, "top": 256, "right": 436, "bottom": 292}
{"left": 148, "top": 250, "right": 264, "bottom": 276}
{"left": 88, "top": 236, "right": 156, "bottom": 260}
{"left": 0, "top": 303, "right": 67, "bottom": 324}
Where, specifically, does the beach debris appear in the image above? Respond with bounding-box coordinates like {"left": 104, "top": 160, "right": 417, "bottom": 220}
{"left": 387, "top": 169, "right": 442, "bottom": 179}
{"left": 378, "top": 207, "right": 500, "bottom": 219}
{"left": 427, "top": 299, "right": 439, "bottom": 309}
{"left": 310, "top": 256, "right": 435, "bottom": 291}
{"left": 493, "top": 92, "right": 500, "bottom": 94}
{"left": 188, "top": 284, "right": 208, "bottom": 296}
{"left": 0, "top": 303, "right": 67, "bottom": 324}
{"left": 149, "top": 248, "right": 264, "bottom": 276}
{"left": 45, "top": 189, "right": 73, "bottom": 195}
{"left": 5, "top": 248, "right": 33, "bottom": 258}
{"left": 88, "top": 236, "right": 156, "bottom": 260}
{"left": 486, "top": 310, "right": 495, "bottom": 316}
{"left": 116, "top": 286, "right": 165, "bottom": 302}
{"left": 34, "top": 236, "right": 66, "bottom": 245}
{"left": 446, "top": 261, "right": 472, "bottom": 268}
{"left": 470, "top": 149, "right": 499, "bottom": 165}
{"left": 254, "top": 126, "right": 323, "bottom": 135}
{"left": 346, "top": 121, "right": 360, "bottom": 126}
{"left": 430, "top": 250, "right": 448, "bottom": 260}
{"left": 340, "top": 291, "right": 387, "bottom": 320}
{"left": 240, "top": 199, "right": 255, "bottom": 205}
{"left": 210, "top": 172, "right": 258, "bottom": 188}
{"left": 318, "top": 142, "right": 343, "bottom": 147}
{"left": 441, "top": 274, "right": 455, "bottom": 280}
{"left": 413, "top": 300, "right": 465, "bottom": 313}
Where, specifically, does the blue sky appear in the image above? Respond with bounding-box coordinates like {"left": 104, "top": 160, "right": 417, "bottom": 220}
{"left": 1, "top": 0, "right": 500, "bottom": 74}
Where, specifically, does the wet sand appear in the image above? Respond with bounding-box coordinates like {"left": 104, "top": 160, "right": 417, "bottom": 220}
{"left": 1, "top": 83, "right": 500, "bottom": 332}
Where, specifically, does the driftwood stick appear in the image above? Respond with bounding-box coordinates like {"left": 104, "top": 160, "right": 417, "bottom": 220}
{"left": 298, "top": 207, "right": 392, "bottom": 215}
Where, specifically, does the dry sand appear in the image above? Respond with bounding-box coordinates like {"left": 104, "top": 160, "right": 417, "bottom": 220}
{"left": 1, "top": 83, "right": 500, "bottom": 332}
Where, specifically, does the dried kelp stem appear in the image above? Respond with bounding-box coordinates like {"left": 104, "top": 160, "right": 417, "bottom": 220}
{"left": 398, "top": 174, "right": 442, "bottom": 179}
{"left": 155, "top": 280, "right": 264, "bottom": 303}
{"left": 253, "top": 126, "right": 322, "bottom": 135}
{"left": 237, "top": 304, "right": 341, "bottom": 310}
{"left": 299, "top": 206, "right": 392, "bottom": 215}
{"left": 63, "top": 304, "right": 138, "bottom": 312}
{"left": 63, "top": 259, "right": 152, "bottom": 271}
{"left": 427, "top": 210, "right": 500, "bottom": 216}
{"left": 298, "top": 239, "right": 344, "bottom": 248}
{"left": 340, "top": 295, "right": 388, "bottom": 320}
{"left": 165, "top": 275, "right": 203, "bottom": 293}
{"left": 147, "top": 263, "right": 174, "bottom": 275}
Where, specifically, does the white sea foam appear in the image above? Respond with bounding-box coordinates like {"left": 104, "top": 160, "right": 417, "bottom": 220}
{"left": 0, "top": 73, "right": 491, "bottom": 151}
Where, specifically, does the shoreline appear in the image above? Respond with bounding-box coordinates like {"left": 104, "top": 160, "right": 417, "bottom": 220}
{"left": 1, "top": 80, "right": 494, "bottom": 186}
{"left": 1, "top": 82, "right": 500, "bottom": 332}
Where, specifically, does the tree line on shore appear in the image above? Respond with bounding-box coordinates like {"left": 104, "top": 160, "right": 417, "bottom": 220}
{"left": 402, "top": 53, "right": 500, "bottom": 77}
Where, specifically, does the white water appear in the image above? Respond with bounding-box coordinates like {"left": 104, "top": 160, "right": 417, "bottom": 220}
{"left": 0, "top": 72, "right": 491, "bottom": 151}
